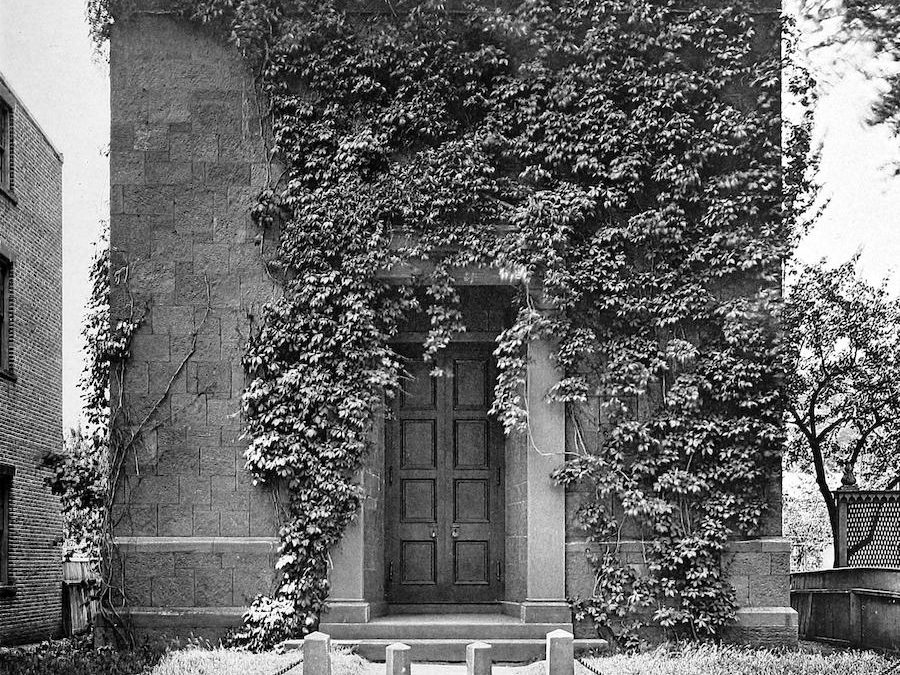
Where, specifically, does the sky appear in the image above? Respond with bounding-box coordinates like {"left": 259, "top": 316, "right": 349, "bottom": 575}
{"left": 1, "top": 2, "right": 900, "bottom": 430}
{"left": 0, "top": 0, "right": 109, "bottom": 428}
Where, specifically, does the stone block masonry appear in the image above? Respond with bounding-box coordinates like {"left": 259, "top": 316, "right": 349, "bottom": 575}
{"left": 0, "top": 71, "right": 64, "bottom": 645}
{"left": 564, "top": 538, "right": 798, "bottom": 646}
{"left": 109, "top": 0, "right": 796, "bottom": 649}
{"left": 108, "top": 11, "right": 281, "bottom": 637}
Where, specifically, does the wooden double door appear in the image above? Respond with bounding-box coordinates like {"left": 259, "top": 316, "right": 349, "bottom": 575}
{"left": 386, "top": 344, "right": 505, "bottom": 603}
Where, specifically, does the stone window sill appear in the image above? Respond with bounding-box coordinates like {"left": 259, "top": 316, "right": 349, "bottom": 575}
{"left": 0, "top": 585, "right": 16, "bottom": 599}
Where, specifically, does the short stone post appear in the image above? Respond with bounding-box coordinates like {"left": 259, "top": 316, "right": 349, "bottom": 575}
{"left": 386, "top": 642, "right": 412, "bottom": 675}
{"left": 304, "top": 631, "right": 331, "bottom": 675}
{"left": 467, "top": 641, "right": 492, "bottom": 675}
{"left": 546, "top": 629, "right": 574, "bottom": 675}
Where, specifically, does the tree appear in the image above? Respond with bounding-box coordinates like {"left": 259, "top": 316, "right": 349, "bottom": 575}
{"left": 783, "top": 259, "right": 900, "bottom": 567}
{"left": 43, "top": 428, "right": 107, "bottom": 558}
{"left": 782, "top": 473, "right": 832, "bottom": 571}
{"left": 797, "top": 1, "right": 900, "bottom": 161}
{"left": 42, "top": 227, "right": 122, "bottom": 560}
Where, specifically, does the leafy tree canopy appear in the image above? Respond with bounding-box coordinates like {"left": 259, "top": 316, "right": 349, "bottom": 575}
{"left": 796, "top": 1, "right": 900, "bottom": 162}
{"left": 783, "top": 258, "right": 900, "bottom": 565}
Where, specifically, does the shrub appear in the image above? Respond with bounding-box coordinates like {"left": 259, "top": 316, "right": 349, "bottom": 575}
{"left": 0, "top": 637, "right": 162, "bottom": 675}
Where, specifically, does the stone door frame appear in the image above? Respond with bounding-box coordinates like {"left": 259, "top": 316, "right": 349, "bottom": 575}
{"left": 325, "top": 267, "right": 569, "bottom": 624}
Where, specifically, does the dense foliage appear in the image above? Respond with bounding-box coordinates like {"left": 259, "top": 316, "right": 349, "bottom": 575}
{"left": 782, "top": 473, "right": 831, "bottom": 571}
{"left": 44, "top": 226, "right": 142, "bottom": 637}
{"left": 797, "top": 1, "right": 900, "bottom": 164}
{"left": 43, "top": 231, "right": 131, "bottom": 561}
{"left": 783, "top": 259, "right": 900, "bottom": 565}
{"left": 93, "top": 0, "right": 790, "bottom": 648}
{"left": 0, "top": 637, "right": 162, "bottom": 675}
{"left": 43, "top": 428, "right": 107, "bottom": 559}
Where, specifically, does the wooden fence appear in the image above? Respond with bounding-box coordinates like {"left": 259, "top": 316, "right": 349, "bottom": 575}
{"left": 63, "top": 557, "right": 100, "bottom": 636}
{"left": 791, "top": 568, "right": 900, "bottom": 651}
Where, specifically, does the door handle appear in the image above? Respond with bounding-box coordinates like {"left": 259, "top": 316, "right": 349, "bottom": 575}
{"left": 431, "top": 527, "right": 437, "bottom": 539}
{"left": 451, "top": 526, "right": 459, "bottom": 539}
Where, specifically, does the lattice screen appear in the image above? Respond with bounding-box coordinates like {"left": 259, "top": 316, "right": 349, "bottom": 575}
{"left": 843, "top": 492, "right": 900, "bottom": 568}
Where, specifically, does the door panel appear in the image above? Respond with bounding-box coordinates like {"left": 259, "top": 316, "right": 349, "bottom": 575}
{"left": 387, "top": 344, "right": 504, "bottom": 603}
{"left": 401, "top": 541, "right": 437, "bottom": 584}
{"left": 455, "top": 420, "right": 488, "bottom": 468}
{"left": 401, "top": 420, "right": 436, "bottom": 468}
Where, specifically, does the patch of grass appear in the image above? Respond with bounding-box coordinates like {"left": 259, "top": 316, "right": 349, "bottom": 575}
{"left": 573, "top": 644, "right": 896, "bottom": 675}
{"left": 150, "top": 647, "right": 369, "bottom": 675}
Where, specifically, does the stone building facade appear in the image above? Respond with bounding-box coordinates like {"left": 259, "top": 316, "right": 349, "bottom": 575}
{"left": 108, "top": 2, "right": 796, "bottom": 653}
{"left": 0, "top": 71, "right": 64, "bottom": 645}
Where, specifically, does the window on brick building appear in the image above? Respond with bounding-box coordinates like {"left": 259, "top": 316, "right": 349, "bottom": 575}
{"left": 0, "top": 256, "right": 8, "bottom": 373}
{"left": 0, "top": 465, "right": 11, "bottom": 586}
{"left": 0, "top": 98, "right": 10, "bottom": 193}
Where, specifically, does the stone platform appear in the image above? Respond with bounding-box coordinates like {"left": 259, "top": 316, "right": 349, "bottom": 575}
{"left": 284, "top": 613, "right": 608, "bottom": 662}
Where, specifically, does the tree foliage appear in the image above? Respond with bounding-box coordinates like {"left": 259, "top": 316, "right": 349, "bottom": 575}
{"left": 796, "top": 1, "right": 900, "bottom": 162}
{"left": 92, "top": 0, "right": 788, "bottom": 648}
{"left": 783, "top": 259, "right": 900, "bottom": 566}
{"left": 43, "top": 230, "right": 129, "bottom": 560}
{"left": 44, "top": 428, "right": 108, "bottom": 559}
{"left": 782, "top": 474, "right": 832, "bottom": 572}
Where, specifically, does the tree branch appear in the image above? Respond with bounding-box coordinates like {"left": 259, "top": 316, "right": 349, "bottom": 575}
{"left": 848, "top": 417, "right": 885, "bottom": 468}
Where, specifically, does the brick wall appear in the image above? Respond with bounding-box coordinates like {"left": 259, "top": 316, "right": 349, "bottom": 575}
{"left": 0, "top": 73, "right": 64, "bottom": 645}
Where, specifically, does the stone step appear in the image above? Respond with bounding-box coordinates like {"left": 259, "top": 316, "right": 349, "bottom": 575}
{"left": 385, "top": 603, "right": 503, "bottom": 615}
{"left": 296, "top": 638, "right": 607, "bottom": 663}
{"left": 319, "top": 614, "right": 571, "bottom": 641}
{"left": 284, "top": 613, "right": 608, "bottom": 663}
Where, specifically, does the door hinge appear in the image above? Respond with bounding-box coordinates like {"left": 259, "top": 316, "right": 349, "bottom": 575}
{"left": 387, "top": 560, "right": 394, "bottom": 585}
{"left": 497, "top": 560, "right": 502, "bottom": 583}
{"left": 388, "top": 465, "right": 393, "bottom": 486}
{"left": 497, "top": 466, "right": 501, "bottom": 486}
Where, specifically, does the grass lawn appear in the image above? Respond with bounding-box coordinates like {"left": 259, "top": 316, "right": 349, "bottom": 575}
{"left": 150, "top": 643, "right": 897, "bottom": 675}
{"left": 150, "top": 647, "right": 368, "bottom": 675}
{"left": 2, "top": 640, "right": 895, "bottom": 675}
{"left": 571, "top": 644, "right": 897, "bottom": 675}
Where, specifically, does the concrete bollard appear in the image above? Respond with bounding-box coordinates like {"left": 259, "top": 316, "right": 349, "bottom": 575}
{"left": 304, "top": 631, "right": 332, "bottom": 675}
{"left": 546, "top": 629, "right": 574, "bottom": 675}
{"left": 466, "top": 641, "right": 492, "bottom": 675}
{"left": 386, "top": 642, "right": 412, "bottom": 675}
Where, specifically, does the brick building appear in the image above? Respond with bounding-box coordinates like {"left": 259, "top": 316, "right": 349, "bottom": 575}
{"left": 108, "top": 2, "right": 797, "bottom": 655}
{"left": 0, "top": 71, "right": 64, "bottom": 645}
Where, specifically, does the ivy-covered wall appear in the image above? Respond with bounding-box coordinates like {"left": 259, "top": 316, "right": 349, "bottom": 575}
{"left": 105, "top": 0, "right": 797, "bottom": 648}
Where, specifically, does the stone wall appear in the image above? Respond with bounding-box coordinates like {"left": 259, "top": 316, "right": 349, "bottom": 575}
{"left": 0, "top": 73, "right": 64, "bottom": 645}
{"left": 108, "top": 13, "right": 279, "bottom": 635}
{"left": 504, "top": 430, "right": 527, "bottom": 604}
{"left": 109, "top": 1, "right": 795, "bottom": 647}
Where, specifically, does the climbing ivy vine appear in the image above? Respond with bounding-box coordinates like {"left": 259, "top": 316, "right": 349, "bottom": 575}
{"left": 91, "top": 0, "right": 791, "bottom": 650}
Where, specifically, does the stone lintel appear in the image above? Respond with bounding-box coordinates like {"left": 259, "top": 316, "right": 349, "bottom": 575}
{"left": 566, "top": 537, "right": 792, "bottom": 555}
{"left": 322, "top": 600, "right": 374, "bottom": 624}
{"left": 122, "top": 606, "right": 246, "bottom": 626}
{"left": 377, "top": 262, "right": 515, "bottom": 286}
{"left": 734, "top": 607, "right": 798, "bottom": 628}
{"left": 725, "top": 537, "right": 792, "bottom": 553}
{"left": 519, "top": 601, "right": 573, "bottom": 624}
{"left": 113, "top": 536, "right": 278, "bottom": 553}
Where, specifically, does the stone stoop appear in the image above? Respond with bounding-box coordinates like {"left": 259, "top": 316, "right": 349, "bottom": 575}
{"left": 284, "top": 614, "right": 608, "bottom": 662}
